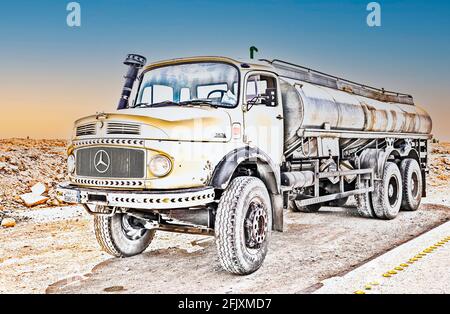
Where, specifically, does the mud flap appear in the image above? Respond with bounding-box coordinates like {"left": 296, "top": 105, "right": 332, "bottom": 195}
{"left": 271, "top": 193, "right": 284, "bottom": 232}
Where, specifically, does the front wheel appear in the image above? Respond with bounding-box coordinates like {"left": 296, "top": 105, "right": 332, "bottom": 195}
{"left": 94, "top": 206, "right": 156, "bottom": 257}
{"left": 215, "top": 177, "right": 272, "bottom": 275}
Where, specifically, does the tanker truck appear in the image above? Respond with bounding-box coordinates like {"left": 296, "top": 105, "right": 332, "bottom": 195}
{"left": 57, "top": 55, "right": 432, "bottom": 275}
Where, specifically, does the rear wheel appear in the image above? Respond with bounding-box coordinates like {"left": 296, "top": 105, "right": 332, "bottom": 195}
{"left": 400, "top": 159, "right": 422, "bottom": 211}
{"left": 215, "top": 177, "right": 272, "bottom": 275}
{"left": 355, "top": 179, "right": 375, "bottom": 218}
{"left": 371, "top": 162, "right": 403, "bottom": 220}
{"left": 94, "top": 206, "right": 156, "bottom": 257}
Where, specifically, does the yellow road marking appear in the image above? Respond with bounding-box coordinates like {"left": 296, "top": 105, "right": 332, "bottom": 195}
{"left": 354, "top": 235, "right": 449, "bottom": 294}
{"left": 400, "top": 263, "right": 409, "bottom": 267}
{"left": 388, "top": 270, "right": 398, "bottom": 275}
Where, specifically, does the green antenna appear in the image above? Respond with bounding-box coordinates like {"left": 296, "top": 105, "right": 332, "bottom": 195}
{"left": 249, "top": 46, "right": 258, "bottom": 59}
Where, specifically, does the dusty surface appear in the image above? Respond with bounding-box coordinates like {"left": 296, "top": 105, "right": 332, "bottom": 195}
{"left": 44, "top": 204, "right": 449, "bottom": 294}
{"left": 0, "top": 140, "right": 449, "bottom": 294}
{"left": 0, "top": 202, "right": 448, "bottom": 294}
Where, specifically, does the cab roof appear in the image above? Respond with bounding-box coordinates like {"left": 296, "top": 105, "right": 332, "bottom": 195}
{"left": 143, "top": 56, "right": 275, "bottom": 72}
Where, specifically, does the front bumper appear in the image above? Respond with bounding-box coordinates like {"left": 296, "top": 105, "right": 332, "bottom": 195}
{"left": 56, "top": 183, "right": 215, "bottom": 210}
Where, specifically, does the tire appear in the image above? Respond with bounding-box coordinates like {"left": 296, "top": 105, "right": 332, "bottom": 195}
{"left": 94, "top": 206, "right": 156, "bottom": 257}
{"left": 292, "top": 201, "right": 321, "bottom": 213}
{"left": 371, "top": 162, "right": 403, "bottom": 220}
{"left": 355, "top": 179, "right": 375, "bottom": 218}
{"left": 215, "top": 177, "right": 272, "bottom": 275}
{"left": 400, "top": 159, "right": 422, "bottom": 211}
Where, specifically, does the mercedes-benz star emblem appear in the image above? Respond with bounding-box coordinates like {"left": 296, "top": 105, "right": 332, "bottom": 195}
{"left": 94, "top": 150, "right": 111, "bottom": 173}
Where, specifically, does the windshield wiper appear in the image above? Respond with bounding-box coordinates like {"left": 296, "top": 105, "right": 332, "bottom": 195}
{"left": 134, "top": 102, "right": 150, "bottom": 108}
{"left": 134, "top": 100, "right": 221, "bottom": 108}
{"left": 180, "top": 100, "right": 218, "bottom": 108}
{"left": 134, "top": 101, "right": 180, "bottom": 108}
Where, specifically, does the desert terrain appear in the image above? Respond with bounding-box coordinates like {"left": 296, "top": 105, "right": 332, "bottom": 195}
{"left": 0, "top": 139, "right": 449, "bottom": 293}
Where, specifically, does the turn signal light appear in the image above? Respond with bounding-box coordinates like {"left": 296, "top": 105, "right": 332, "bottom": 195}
{"left": 232, "top": 123, "right": 241, "bottom": 140}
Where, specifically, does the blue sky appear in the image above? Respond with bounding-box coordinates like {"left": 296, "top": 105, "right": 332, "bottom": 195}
{"left": 0, "top": 0, "right": 449, "bottom": 139}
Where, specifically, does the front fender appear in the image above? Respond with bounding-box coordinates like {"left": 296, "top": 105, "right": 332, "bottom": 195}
{"left": 210, "top": 146, "right": 283, "bottom": 231}
{"left": 210, "top": 146, "right": 280, "bottom": 193}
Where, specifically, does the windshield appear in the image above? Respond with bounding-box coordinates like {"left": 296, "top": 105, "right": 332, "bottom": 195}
{"left": 133, "top": 62, "right": 239, "bottom": 108}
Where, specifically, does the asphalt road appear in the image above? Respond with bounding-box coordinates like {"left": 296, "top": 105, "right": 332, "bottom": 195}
{"left": 316, "top": 221, "right": 450, "bottom": 294}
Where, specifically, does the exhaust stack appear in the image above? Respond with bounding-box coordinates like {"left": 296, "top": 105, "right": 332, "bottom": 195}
{"left": 117, "top": 54, "right": 147, "bottom": 110}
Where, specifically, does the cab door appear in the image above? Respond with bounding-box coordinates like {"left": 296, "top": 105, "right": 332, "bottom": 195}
{"left": 242, "top": 72, "right": 284, "bottom": 165}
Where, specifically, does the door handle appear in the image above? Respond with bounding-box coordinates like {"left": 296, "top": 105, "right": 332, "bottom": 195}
{"left": 276, "top": 115, "right": 283, "bottom": 120}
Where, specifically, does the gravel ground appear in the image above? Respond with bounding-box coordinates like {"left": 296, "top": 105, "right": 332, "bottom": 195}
{"left": 39, "top": 202, "right": 449, "bottom": 294}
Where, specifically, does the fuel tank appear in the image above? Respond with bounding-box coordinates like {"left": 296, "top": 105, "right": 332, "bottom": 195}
{"left": 280, "top": 79, "right": 432, "bottom": 147}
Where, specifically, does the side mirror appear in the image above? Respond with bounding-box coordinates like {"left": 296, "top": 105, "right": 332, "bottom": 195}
{"left": 261, "top": 88, "right": 277, "bottom": 107}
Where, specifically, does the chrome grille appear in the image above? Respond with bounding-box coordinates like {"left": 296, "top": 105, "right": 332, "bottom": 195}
{"left": 75, "top": 147, "right": 145, "bottom": 178}
{"left": 107, "top": 122, "right": 141, "bottom": 135}
{"left": 76, "top": 123, "right": 96, "bottom": 136}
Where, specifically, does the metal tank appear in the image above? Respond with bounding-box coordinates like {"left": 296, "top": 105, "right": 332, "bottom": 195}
{"left": 264, "top": 59, "right": 432, "bottom": 147}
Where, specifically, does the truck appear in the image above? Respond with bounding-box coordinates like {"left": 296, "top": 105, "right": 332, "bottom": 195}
{"left": 57, "top": 54, "right": 432, "bottom": 275}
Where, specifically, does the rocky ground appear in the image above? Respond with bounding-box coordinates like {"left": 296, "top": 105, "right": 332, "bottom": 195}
{"left": 0, "top": 139, "right": 448, "bottom": 294}
{"left": 429, "top": 142, "right": 450, "bottom": 192}
{"left": 1, "top": 138, "right": 448, "bottom": 215}
{"left": 0, "top": 139, "right": 68, "bottom": 220}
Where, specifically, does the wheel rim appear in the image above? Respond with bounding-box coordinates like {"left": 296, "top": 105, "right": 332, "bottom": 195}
{"left": 244, "top": 198, "right": 268, "bottom": 250}
{"left": 388, "top": 176, "right": 400, "bottom": 207}
{"left": 121, "top": 214, "right": 147, "bottom": 241}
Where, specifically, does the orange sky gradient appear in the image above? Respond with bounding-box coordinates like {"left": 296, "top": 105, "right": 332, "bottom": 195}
{"left": 0, "top": 69, "right": 448, "bottom": 141}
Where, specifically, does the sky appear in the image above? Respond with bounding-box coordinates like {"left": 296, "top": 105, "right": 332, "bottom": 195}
{"left": 0, "top": 0, "right": 449, "bottom": 140}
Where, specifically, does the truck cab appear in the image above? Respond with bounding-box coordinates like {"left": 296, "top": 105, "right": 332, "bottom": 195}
{"left": 58, "top": 56, "right": 286, "bottom": 274}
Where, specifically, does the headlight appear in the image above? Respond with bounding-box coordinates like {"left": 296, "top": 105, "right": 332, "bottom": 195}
{"left": 67, "top": 155, "right": 75, "bottom": 174}
{"left": 148, "top": 154, "right": 172, "bottom": 177}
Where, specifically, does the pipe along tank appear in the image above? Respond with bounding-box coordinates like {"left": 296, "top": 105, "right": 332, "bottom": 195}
{"left": 265, "top": 60, "right": 433, "bottom": 148}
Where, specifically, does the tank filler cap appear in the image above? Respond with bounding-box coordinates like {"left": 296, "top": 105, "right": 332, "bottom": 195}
{"left": 124, "top": 54, "right": 147, "bottom": 68}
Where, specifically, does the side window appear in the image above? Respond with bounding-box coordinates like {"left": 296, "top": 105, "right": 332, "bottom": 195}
{"left": 246, "top": 74, "right": 277, "bottom": 105}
